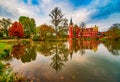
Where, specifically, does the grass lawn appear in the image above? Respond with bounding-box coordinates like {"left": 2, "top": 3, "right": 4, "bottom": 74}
{"left": 0, "top": 39, "right": 30, "bottom": 43}
{"left": 0, "top": 43, "right": 12, "bottom": 59}
{"left": 0, "top": 43, "right": 7, "bottom": 52}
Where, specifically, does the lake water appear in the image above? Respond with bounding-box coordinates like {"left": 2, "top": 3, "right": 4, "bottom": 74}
{"left": 8, "top": 40, "right": 120, "bottom": 82}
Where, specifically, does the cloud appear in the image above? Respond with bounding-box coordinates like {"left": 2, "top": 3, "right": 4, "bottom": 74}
{"left": 67, "top": 8, "right": 95, "bottom": 25}
{"left": 87, "top": 13, "right": 120, "bottom": 31}
{"left": 41, "top": 0, "right": 52, "bottom": 3}
{"left": 0, "top": 6, "right": 14, "bottom": 18}
{"left": 0, "top": 0, "right": 120, "bottom": 31}
{"left": 0, "top": 0, "right": 42, "bottom": 24}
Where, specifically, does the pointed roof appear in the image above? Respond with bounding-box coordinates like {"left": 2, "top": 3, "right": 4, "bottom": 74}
{"left": 69, "top": 18, "right": 73, "bottom": 25}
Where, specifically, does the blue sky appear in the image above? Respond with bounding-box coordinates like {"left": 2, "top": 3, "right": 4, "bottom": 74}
{"left": 0, "top": 0, "right": 120, "bottom": 31}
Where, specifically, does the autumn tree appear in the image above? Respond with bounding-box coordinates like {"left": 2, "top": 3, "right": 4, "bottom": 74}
{"left": 9, "top": 22, "right": 24, "bottom": 38}
{"left": 0, "top": 18, "right": 11, "bottom": 37}
{"left": 19, "top": 16, "right": 36, "bottom": 38}
{"left": 49, "top": 7, "right": 64, "bottom": 38}
{"left": 37, "top": 24, "right": 55, "bottom": 40}
{"left": 106, "top": 23, "right": 120, "bottom": 40}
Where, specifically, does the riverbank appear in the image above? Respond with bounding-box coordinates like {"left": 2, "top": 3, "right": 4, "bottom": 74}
{"left": 0, "top": 39, "right": 31, "bottom": 43}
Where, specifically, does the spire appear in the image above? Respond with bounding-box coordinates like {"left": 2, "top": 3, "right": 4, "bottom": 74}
{"left": 69, "top": 18, "right": 73, "bottom": 25}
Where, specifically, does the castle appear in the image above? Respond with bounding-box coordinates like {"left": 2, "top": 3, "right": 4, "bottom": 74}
{"left": 68, "top": 19, "right": 102, "bottom": 38}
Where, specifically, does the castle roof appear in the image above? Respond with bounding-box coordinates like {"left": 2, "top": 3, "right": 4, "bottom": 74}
{"left": 69, "top": 18, "right": 73, "bottom": 25}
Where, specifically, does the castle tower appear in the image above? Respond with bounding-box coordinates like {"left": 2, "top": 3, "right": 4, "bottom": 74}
{"left": 69, "top": 18, "right": 73, "bottom": 38}
{"left": 69, "top": 18, "right": 73, "bottom": 25}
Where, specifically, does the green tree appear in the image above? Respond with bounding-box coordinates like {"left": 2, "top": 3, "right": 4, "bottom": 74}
{"left": 19, "top": 16, "right": 36, "bottom": 38}
{"left": 49, "top": 7, "right": 64, "bottom": 38}
{"left": 0, "top": 18, "right": 11, "bottom": 38}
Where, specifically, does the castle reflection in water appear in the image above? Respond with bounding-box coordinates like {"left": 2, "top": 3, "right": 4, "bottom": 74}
{"left": 68, "top": 39, "right": 100, "bottom": 57}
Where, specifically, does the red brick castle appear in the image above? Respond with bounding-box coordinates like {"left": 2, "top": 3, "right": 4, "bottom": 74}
{"left": 68, "top": 18, "right": 102, "bottom": 38}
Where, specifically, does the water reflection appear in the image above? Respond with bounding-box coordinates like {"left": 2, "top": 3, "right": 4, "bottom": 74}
{"left": 68, "top": 39, "right": 100, "bottom": 56}
{"left": 8, "top": 40, "right": 120, "bottom": 82}
{"left": 50, "top": 42, "right": 69, "bottom": 72}
{"left": 104, "top": 40, "right": 120, "bottom": 55}
{"left": 36, "top": 42, "right": 69, "bottom": 72}
{"left": 11, "top": 43, "right": 37, "bottom": 63}
{"left": 10, "top": 40, "right": 120, "bottom": 66}
{"left": 36, "top": 42, "right": 55, "bottom": 56}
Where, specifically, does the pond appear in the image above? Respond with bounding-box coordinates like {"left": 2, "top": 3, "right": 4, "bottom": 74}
{"left": 7, "top": 39, "right": 120, "bottom": 82}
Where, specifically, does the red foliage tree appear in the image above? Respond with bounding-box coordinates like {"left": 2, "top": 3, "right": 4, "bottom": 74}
{"left": 9, "top": 22, "right": 24, "bottom": 38}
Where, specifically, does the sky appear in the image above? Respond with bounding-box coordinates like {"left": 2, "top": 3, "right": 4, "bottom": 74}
{"left": 0, "top": 0, "right": 120, "bottom": 31}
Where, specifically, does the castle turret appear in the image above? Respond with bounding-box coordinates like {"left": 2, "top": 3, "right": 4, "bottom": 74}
{"left": 69, "top": 18, "right": 73, "bottom": 25}
{"left": 69, "top": 18, "right": 73, "bottom": 38}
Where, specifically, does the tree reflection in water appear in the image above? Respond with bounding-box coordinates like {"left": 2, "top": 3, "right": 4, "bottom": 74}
{"left": 36, "top": 42, "right": 55, "bottom": 56}
{"left": 104, "top": 40, "right": 120, "bottom": 55}
{"left": 50, "top": 42, "right": 69, "bottom": 72}
{"left": 37, "top": 41, "right": 69, "bottom": 72}
{"left": 11, "top": 43, "right": 37, "bottom": 63}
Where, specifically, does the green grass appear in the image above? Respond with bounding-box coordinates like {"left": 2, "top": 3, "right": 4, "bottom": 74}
{"left": 0, "top": 39, "right": 30, "bottom": 43}
{"left": 99, "top": 37, "right": 107, "bottom": 41}
{"left": 0, "top": 43, "right": 6, "bottom": 52}
{"left": 0, "top": 43, "right": 12, "bottom": 59}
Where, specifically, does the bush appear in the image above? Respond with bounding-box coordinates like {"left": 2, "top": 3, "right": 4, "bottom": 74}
{"left": 2, "top": 35, "right": 8, "bottom": 39}
{"left": 0, "top": 33, "right": 3, "bottom": 38}
{"left": 33, "top": 35, "right": 39, "bottom": 41}
{"left": 0, "top": 62, "right": 4, "bottom": 74}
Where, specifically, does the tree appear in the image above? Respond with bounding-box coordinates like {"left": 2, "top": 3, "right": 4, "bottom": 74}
{"left": 79, "top": 22, "right": 86, "bottom": 38}
{"left": 49, "top": 7, "right": 64, "bottom": 38}
{"left": 59, "top": 18, "right": 68, "bottom": 28}
{"left": 58, "top": 18, "right": 68, "bottom": 37}
{"left": 9, "top": 22, "right": 24, "bottom": 38}
{"left": 106, "top": 23, "right": 120, "bottom": 40}
{"left": 37, "top": 24, "right": 55, "bottom": 40}
{"left": 80, "top": 22, "right": 86, "bottom": 28}
{"left": 19, "top": 16, "right": 36, "bottom": 38}
{"left": 0, "top": 18, "right": 11, "bottom": 37}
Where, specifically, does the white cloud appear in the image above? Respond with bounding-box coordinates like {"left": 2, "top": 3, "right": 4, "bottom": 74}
{"left": 0, "top": 0, "right": 92, "bottom": 26}
{"left": 87, "top": 13, "right": 120, "bottom": 31}
{"left": 67, "top": 8, "right": 96, "bottom": 25}
{"left": 0, "top": 0, "right": 119, "bottom": 31}
{"left": 0, "top": 0, "right": 42, "bottom": 24}
{"left": 41, "top": 0, "right": 52, "bottom": 3}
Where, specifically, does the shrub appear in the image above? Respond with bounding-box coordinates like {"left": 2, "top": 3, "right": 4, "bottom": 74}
{"left": 0, "top": 32, "right": 3, "bottom": 38}
{"left": 33, "top": 35, "right": 39, "bottom": 41}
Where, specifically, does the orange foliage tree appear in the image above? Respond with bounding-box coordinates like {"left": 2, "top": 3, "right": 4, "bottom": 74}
{"left": 9, "top": 22, "right": 24, "bottom": 38}
{"left": 37, "top": 24, "right": 55, "bottom": 39}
